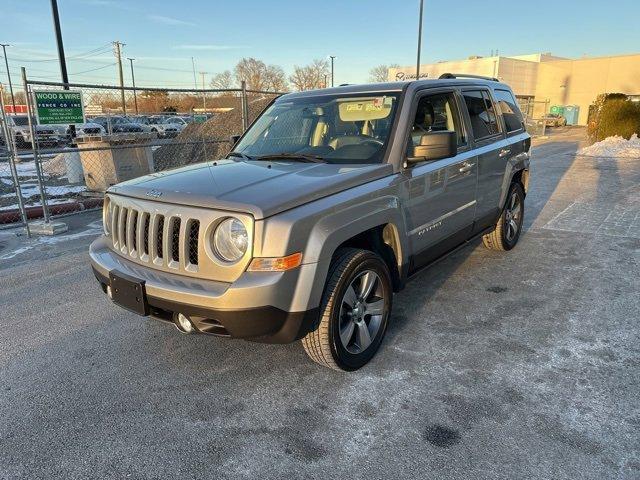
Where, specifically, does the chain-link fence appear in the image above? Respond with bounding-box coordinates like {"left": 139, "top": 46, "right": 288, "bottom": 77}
{"left": 0, "top": 69, "right": 282, "bottom": 230}
{"left": 518, "top": 97, "right": 550, "bottom": 137}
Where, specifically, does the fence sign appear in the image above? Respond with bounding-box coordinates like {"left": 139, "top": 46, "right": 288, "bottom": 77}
{"left": 33, "top": 90, "right": 85, "bottom": 125}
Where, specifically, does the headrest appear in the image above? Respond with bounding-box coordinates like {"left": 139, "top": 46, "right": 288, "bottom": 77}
{"left": 415, "top": 102, "right": 435, "bottom": 126}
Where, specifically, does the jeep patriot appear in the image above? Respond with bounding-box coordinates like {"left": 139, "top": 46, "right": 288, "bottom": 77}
{"left": 90, "top": 74, "right": 531, "bottom": 370}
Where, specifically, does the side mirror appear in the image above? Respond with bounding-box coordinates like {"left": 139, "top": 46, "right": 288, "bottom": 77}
{"left": 230, "top": 134, "right": 241, "bottom": 145}
{"left": 407, "top": 131, "right": 457, "bottom": 164}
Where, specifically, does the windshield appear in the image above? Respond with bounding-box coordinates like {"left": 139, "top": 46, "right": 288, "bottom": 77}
{"left": 234, "top": 92, "right": 400, "bottom": 164}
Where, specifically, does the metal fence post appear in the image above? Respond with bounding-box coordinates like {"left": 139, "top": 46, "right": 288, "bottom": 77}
{"left": 240, "top": 81, "right": 248, "bottom": 131}
{"left": 0, "top": 85, "right": 31, "bottom": 236}
{"left": 21, "top": 67, "right": 51, "bottom": 223}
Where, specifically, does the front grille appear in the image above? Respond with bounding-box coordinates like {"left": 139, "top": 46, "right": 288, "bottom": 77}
{"left": 109, "top": 199, "right": 200, "bottom": 273}
{"left": 104, "top": 195, "right": 252, "bottom": 282}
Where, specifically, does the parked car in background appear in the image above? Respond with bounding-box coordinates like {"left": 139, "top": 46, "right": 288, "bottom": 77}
{"left": 164, "top": 116, "right": 193, "bottom": 130}
{"left": 125, "top": 116, "right": 155, "bottom": 133}
{"left": 91, "top": 75, "right": 531, "bottom": 371}
{"left": 90, "top": 116, "right": 144, "bottom": 134}
{"left": 544, "top": 113, "right": 567, "bottom": 127}
{"left": 148, "top": 116, "right": 183, "bottom": 138}
{"left": 68, "top": 121, "right": 106, "bottom": 138}
{"left": 5, "top": 115, "right": 60, "bottom": 148}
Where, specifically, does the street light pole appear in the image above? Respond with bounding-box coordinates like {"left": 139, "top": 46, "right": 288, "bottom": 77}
{"left": 50, "top": 0, "right": 76, "bottom": 142}
{"left": 127, "top": 57, "right": 138, "bottom": 115}
{"left": 329, "top": 56, "right": 336, "bottom": 87}
{"left": 330, "top": 56, "right": 335, "bottom": 87}
{"left": 416, "top": 0, "right": 424, "bottom": 80}
{"left": 0, "top": 44, "right": 16, "bottom": 112}
{"left": 50, "top": 0, "right": 69, "bottom": 86}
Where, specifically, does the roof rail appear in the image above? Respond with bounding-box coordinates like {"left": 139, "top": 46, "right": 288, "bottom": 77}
{"left": 439, "top": 73, "right": 500, "bottom": 82}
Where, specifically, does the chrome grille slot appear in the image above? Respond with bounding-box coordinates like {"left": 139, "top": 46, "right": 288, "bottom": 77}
{"left": 188, "top": 220, "right": 199, "bottom": 266}
{"left": 156, "top": 215, "right": 165, "bottom": 260}
{"left": 129, "top": 210, "right": 138, "bottom": 254}
{"left": 170, "top": 217, "right": 181, "bottom": 263}
{"left": 110, "top": 204, "right": 120, "bottom": 248}
{"left": 118, "top": 207, "right": 128, "bottom": 252}
{"left": 142, "top": 213, "right": 150, "bottom": 256}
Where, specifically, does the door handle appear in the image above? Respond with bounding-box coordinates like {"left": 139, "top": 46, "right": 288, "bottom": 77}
{"left": 499, "top": 148, "right": 511, "bottom": 158}
{"left": 459, "top": 162, "right": 475, "bottom": 173}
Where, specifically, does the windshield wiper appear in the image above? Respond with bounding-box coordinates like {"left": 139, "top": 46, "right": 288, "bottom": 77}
{"left": 254, "top": 153, "right": 326, "bottom": 163}
{"left": 227, "top": 151, "right": 253, "bottom": 161}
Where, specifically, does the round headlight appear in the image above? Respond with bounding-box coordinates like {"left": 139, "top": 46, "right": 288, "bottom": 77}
{"left": 212, "top": 217, "right": 248, "bottom": 263}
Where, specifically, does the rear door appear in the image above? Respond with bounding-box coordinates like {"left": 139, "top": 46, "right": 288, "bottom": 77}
{"left": 402, "top": 88, "right": 478, "bottom": 270}
{"left": 460, "top": 88, "right": 507, "bottom": 230}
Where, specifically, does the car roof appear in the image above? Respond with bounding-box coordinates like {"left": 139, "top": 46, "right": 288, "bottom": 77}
{"left": 279, "top": 78, "right": 513, "bottom": 101}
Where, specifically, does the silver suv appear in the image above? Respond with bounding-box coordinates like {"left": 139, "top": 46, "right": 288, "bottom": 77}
{"left": 90, "top": 75, "right": 530, "bottom": 371}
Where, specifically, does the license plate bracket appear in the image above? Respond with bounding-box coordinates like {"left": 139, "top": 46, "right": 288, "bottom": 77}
{"left": 109, "top": 270, "right": 149, "bottom": 316}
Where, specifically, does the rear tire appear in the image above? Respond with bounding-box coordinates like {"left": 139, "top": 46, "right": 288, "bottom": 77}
{"left": 302, "top": 248, "right": 392, "bottom": 371}
{"left": 482, "top": 182, "right": 525, "bottom": 251}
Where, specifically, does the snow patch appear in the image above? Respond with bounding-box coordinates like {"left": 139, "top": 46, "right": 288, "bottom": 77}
{"left": 577, "top": 134, "right": 640, "bottom": 158}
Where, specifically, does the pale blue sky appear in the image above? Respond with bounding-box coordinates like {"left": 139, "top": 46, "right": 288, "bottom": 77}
{"left": 2, "top": 0, "right": 639, "bottom": 88}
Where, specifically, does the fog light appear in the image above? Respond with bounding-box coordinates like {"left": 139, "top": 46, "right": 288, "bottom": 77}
{"left": 106, "top": 285, "right": 113, "bottom": 299}
{"left": 176, "top": 313, "right": 194, "bottom": 333}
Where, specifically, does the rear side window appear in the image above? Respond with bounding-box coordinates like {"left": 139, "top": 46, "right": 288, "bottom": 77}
{"left": 463, "top": 90, "right": 500, "bottom": 141}
{"left": 494, "top": 89, "right": 524, "bottom": 133}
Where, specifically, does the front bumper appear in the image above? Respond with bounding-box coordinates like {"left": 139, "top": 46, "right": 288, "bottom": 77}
{"left": 89, "top": 236, "right": 320, "bottom": 343}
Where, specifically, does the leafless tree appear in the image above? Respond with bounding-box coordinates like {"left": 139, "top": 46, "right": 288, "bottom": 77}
{"left": 234, "top": 57, "right": 288, "bottom": 92}
{"left": 210, "top": 70, "right": 235, "bottom": 92}
{"left": 368, "top": 64, "right": 400, "bottom": 83}
{"left": 264, "top": 65, "right": 288, "bottom": 92}
{"left": 289, "top": 59, "right": 330, "bottom": 91}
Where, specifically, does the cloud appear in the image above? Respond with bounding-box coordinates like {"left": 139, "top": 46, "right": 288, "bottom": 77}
{"left": 148, "top": 14, "right": 196, "bottom": 27}
{"left": 172, "top": 45, "right": 249, "bottom": 51}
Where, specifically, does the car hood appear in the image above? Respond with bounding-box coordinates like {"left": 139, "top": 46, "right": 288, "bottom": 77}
{"left": 108, "top": 159, "right": 393, "bottom": 219}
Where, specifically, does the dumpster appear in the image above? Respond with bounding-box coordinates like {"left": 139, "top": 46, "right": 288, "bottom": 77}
{"left": 75, "top": 133, "right": 156, "bottom": 192}
{"left": 563, "top": 105, "right": 580, "bottom": 125}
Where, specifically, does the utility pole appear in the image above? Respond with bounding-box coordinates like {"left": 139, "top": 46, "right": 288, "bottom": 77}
{"left": 329, "top": 56, "right": 336, "bottom": 87}
{"left": 113, "top": 41, "right": 126, "bottom": 114}
{"left": 0, "top": 44, "right": 16, "bottom": 112}
{"left": 191, "top": 57, "right": 197, "bottom": 89}
{"left": 416, "top": 0, "right": 424, "bottom": 80}
{"left": 324, "top": 74, "right": 327, "bottom": 88}
{"left": 199, "top": 71, "right": 207, "bottom": 112}
{"left": 127, "top": 57, "right": 138, "bottom": 115}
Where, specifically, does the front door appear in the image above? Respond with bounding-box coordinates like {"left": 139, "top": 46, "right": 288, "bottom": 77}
{"left": 402, "top": 90, "right": 478, "bottom": 271}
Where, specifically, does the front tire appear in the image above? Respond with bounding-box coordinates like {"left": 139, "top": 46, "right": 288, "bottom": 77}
{"left": 482, "top": 182, "right": 525, "bottom": 251}
{"left": 302, "top": 248, "right": 392, "bottom": 371}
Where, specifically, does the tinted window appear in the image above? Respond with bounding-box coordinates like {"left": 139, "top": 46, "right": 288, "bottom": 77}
{"left": 494, "top": 89, "right": 524, "bottom": 133}
{"left": 410, "top": 92, "right": 465, "bottom": 148}
{"left": 463, "top": 90, "right": 500, "bottom": 140}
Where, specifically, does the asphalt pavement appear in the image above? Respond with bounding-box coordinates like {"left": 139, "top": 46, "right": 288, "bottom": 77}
{"left": 1, "top": 127, "right": 638, "bottom": 479}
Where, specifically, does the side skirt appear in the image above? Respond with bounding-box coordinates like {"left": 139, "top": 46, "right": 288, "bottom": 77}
{"left": 406, "top": 225, "right": 495, "bottom": 282}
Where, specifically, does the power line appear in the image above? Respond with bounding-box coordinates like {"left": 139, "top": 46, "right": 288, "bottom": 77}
{"left": 6, "top": 44, "right": 112, "bottom": 63}
{"left": 71, "top": 63, "right": 117, "bottom": 75}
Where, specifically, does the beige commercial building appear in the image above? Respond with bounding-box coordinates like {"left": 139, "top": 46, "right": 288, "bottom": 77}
{"left": 389, "top": 53, "right": 640, "bottom": 125}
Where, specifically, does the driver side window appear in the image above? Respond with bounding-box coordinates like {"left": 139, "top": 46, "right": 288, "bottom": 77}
{"left": 410, "top": 92, "right": 466, "bottom": 148}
